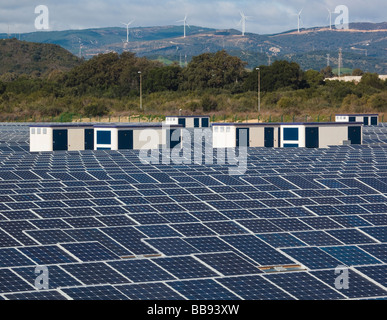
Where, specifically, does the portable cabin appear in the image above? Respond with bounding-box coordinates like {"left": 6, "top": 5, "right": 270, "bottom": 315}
{"left": 280, "top": 122, "right": 363, "bottom": 148}
{"left": 212, "top": 123, "right": 281, "bottom": 148}
{"left": 336, "top": 114, "right": 379, "bottom": 126}
{"left": 29, "top": 124, "right": 94, "bottom": 152}
{"left": 165, "top": 116, "right": 211, "bottom": 128}
{"left": 212, "top": 122, "right": 363, "bottom": 149}
{"left": 94, "top": 123, "right": 183, "bottom": 151}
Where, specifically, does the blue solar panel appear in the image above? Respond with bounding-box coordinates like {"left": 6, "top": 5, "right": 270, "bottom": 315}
{"left": 292, "top": 231, "right": 343, "bottom": 246}
{"left": 60, "top": 242, "right": 120, "bottom": 262}
{"left": 13, "top": 265, "right": 82, "bottom": 289}
{"left": 115, "top": 283, "right": 185, "bottom": 300}
{"left": 60, "top": 262, "right": 130, "bottom": 285}
{"left": 144, "top": 238, "right": 200, "bottom": 256}
{"left": 360, "top": 226, "right": 387, "bottom": 242}
{"left": 263, "top": 272, "right": 345, "bottom": 300}
{"left": 62, "top": 285, "right": 128, "bottom": 300}
{"left": 321, "top": 246, "right": 383, "bottom": 266}
{"left": 282, "top": 247, "right": 343, "bottom": 270}
{"left": 168, "top": 279, "right": 240, "bottom": 300}
{"left": 4, "top": 290, "right": 68, "bottom": 300}
{"left": 310, "top": 269, "right": 387, "bottom": 299}
{"left": 327, "top": 229, "right": 377, "bottom": 245}
{"left": 217, "top": 275, "right": 294, "bottom": 300}
{"left": 360, "top": 244, "right": 387, "bottom": 263}
{"left": 18, "top": 245, "right": 77, "bottom": 265}
{"left": 355, "top": 265, "right": 387, "bottom": 288}
{"left": 108, "top": 259, "right": 176, "bottom": 282}
{"left": 0, "top": 269, "right": 35, "bottom": 294}
{"left": 221, "top": 235, "right": 296, "bottom": 266}
{"left": 152, "top": 256, "right": 220, "bottom": 279}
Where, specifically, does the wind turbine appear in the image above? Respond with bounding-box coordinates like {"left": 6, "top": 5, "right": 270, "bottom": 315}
{"left": 177, "top": 15, "right": 190, "bottom": 38}
{"left": 238, "top": 11, "right": 251, "bottom": 36}
{"left": 296, "top": 8, "right": 303, "bottom": 33}
{"left": 327, "top": 8, "right": 333, "bottom": 30}
{"left": 122, "top": 20, "right": 135, "bottom": 43}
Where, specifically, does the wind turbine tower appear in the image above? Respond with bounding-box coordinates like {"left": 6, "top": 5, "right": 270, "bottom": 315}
{"left": 327, "top": 8, "right": 333, "bottom": 30}
{"left": 297, "top": 9, "right": 303, "bottom": 33}
{"left": 238, "top": 11, "right": 251, "bottom": 36}
{"left": 122, "top": 20, "right": 135, "bottom": 43}
{"left": 177, "top": 15, "right": 190, "bottom": 38}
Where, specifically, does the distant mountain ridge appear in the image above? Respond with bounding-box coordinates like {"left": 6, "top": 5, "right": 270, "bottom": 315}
{"left": 1, "top": 22, "right": 387, "bottom": 73}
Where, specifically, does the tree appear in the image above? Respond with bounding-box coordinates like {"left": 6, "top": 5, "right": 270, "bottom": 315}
{"left": 181, "top": 50, "right": 248, "bottom": 90}
{"left": 352, "top": 69, "right": 364, "bottom": 76}
{"left": 320, "top": 66, "right": 333, "bottom": 78}
{"left": 143, "top": 66, "right": 182, "bottom": 93}
{"left": 304, "top": 70, "right": 324, "bottom": 88}
{"left": 360, "top": 73, "right": 384, "bottom": 90}
{"left": 244, "top": 60, "right": 304, "bottom": 92}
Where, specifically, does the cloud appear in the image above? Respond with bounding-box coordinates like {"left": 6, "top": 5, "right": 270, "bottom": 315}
{"left": 0, "top": 0, "right": 386, "bottom": 35}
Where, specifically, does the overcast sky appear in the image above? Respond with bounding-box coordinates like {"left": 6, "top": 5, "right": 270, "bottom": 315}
{"left": 1, "top": 0, "right": 386, "bottom": 35}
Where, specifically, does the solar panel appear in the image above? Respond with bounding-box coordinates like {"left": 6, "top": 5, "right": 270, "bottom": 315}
{"left": 115, "top": 283, "right": 185, "bottom": 300}
{"left": 60, "top": 262, "right": 130, "bottom": 285}
{"left": 0, "top": 269, "right": 35, "bottom": 294}
{"left": 221, "top": 235, "right": 296, "bottom": 266}
{"left": 153, "top": 256, "right": 220, "bottom": 279}
{"left": 327, "top": 229, "right": 377, "bottom": 245}
{"left": 108, "top": 259, "right": 176, "bottom": 282}
{"left": 263, "top": 272, "right": 345, "bottom": 300}
{"left": 4, "top": 290, "right": 68, "bottom": 300}
{"left": 217, "top": 275, "right": 294, "bottom": 300}
{"left": 13, "top": 265, "right": 82, "bottom": 289}
{"left": 144, "top": 238, "right": 200, "bottom": 256}
{"left": 61, "top": 285, "right": 128, "bottom": 300}
{"left": 195, "top": 252, "right": 262, "bottom": 276}
{"left": 168, "top": 279, "right": 240, "bottom": 300}
{"left": 321, "top": 246, "right": 383, "bottom": 266}
{"left": 281, "top": 247, "right": 343, "bottom": 270}
{"left": 310, "top": 269, "right": 387, "bottom": 299}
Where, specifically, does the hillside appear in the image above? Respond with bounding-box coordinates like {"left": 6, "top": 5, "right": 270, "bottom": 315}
{"left": 1, "top": 22, "right": 387, "bottom": 73}
{"left": 0, "top": 38, "right": 81, "bottom": 79}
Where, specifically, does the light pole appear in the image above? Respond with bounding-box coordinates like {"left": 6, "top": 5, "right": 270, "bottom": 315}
{"left": 256, "top": 67, "right": 261, "bottom": 114}
{"left": 138, "top": 71, "right": 142, "bottom": 110}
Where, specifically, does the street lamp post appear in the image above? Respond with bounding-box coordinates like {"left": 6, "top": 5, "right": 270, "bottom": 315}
{"left": 256, "top": 67, "right": 261, "bottom": 114}
{"left": 138, "top": 71, "right": 142, "bottom": 111}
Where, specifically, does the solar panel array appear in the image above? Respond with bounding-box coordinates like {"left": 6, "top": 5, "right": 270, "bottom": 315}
{"left": 0, "top": 123, "right": 386, "bottom": 300}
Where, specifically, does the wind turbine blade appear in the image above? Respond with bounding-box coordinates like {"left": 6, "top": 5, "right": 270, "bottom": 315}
{"left": 299, "top": 8, "right": 303, "bottom": 15}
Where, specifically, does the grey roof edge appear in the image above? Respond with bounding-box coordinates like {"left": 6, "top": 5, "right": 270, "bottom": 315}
{"left": 212, "top": 122, "right": 364, "bottom": 126}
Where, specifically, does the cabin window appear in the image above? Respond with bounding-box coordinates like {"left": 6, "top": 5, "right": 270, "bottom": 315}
{"left": 43, "top": 128, "right": 47, "bottom": 135}
{"left": 226, "top": 127, "right": 231, "bottom": 133}
{"left": 214, "top": 127, "right": 219, "bottom": 132}
{"left": 31, "top": 128, "right": 35, "bottom": 134}
{"left": 37, "top": 128, "right": 41, "bottom": 135}
{"left": 283, "top": 128, "right": 299, "bottom": 141}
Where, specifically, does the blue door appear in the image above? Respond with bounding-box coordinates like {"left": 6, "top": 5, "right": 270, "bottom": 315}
{"left": 168, "top": 129, "right": 181, "bottom": 148}
{"left": 178, "top": 118, "right": 186, "bottom": 127}
{"left": 202, "top": 118, "right": 209, "bottom": 128}
{"left": 236, "top": 128, "right": 250, "bottom": 147}
{"left": 363, "top": 117, "right": 369, "bottom": 126}
{"left": 371, "top": 117, "right": 378, "bottom": 125}
{"left": 118, "top": 130, "right": 133, "bottom": 150}
{"left": 305, "top": 127, "right": 319, "bottom": 148}
{"left": 264, "top": 128, "right": 274, "bottom": 148}
{"left": 348, "top": 126, "right": 361, "bottom": 145}
{"left": 194, "top": 118, "right": 200, "bottom": 128}
{"left": 84, "top": 129, "right": 94, "bottom": 150}
{"left": 53, "top": 130, "right": 68, "bottom": 151}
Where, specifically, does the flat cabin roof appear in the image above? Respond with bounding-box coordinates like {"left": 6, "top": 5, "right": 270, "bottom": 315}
{"left": 30, "top": 123, "right": 94, "bottom": 128}
{"left": 336, "top": 114, "right": 379, "bottom": 116}
{"left": 94, "top": 122, "right": 183, "bottom": 129}
{"left": 166, "top": 116, "right": 210, "bottom": 118}
{"left": 212, "top": 122, "right": 363, "bottom": 126}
